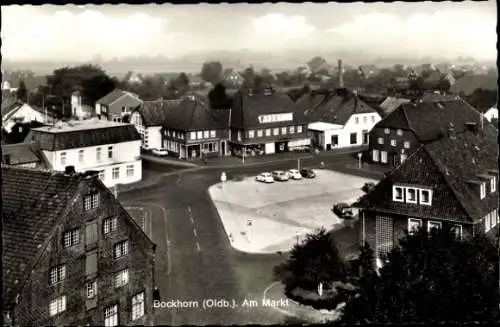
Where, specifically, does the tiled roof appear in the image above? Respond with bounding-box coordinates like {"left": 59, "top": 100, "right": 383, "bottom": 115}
{"left": 136, "top": 99, "right": 183, "bottom": 127}
{"left": 296, "top": 88, "right": 378, "bottom": 125}
{"left": 27, "top": 122, "right": 141, "bottom": 151}
{"left": 1, "top": 142, "right": 41, "bottom": 165}
{"left": 231, "top": 90, "right": 306, "bottom": 129}
{"left": 419, "top": 93, "right": 461, "bottom": 102}
{"left": 375, "top": 99, "right": 484, "bottom": 142}
{"left": 358, "top": 123, "right": 498, "bottom": 223}
{"left": 2, "top": 167, "right": 83, "bottom": 303}
{"left": 162, "top": 97, "right": 229, "bottom": 131}
{"left": 378, "top": 97, "right": 410, "bottom": 117}
{"left": 96, "top": 89, "right": 141, "bottom": 106}
{"left": 450, "top": 74, "right": 498, "bottom": 95}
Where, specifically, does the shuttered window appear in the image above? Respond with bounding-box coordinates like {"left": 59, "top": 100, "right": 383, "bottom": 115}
{"left": 85, "top": 221, "right": 98, "bottom": 246}
{"left": 376, "top": 215, "right": 394, "bottom": 259}
{"left": 86, "top": 250, "right": 97, "bottom": 276}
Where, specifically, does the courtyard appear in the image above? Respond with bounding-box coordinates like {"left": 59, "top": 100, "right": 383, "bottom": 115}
{"left": 208, "top": 169, "right": 379, "bottom": 254}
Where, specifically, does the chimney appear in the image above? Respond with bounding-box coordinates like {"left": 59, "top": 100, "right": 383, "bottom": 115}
{"left": 338, "top": 59, "right": 344, "bottom": 88}
{"left": 64, "top": 166, "right": 76, "bottom": 175}
{"left": 465, "top": 122, "right": 479, "bottom": 135}
{"left": 448, "top": 123, "right": 456, "bottom": 140}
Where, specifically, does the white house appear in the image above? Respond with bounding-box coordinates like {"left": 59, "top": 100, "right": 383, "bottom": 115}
{"left": 130, "top": 99, "right": 181, "bottom": 150}
{"left": 26, "top": 119, "right": 142, "bottom": 188}
{"left": 71, "top": 91, "right": 94, "bottom": 119}
{"left": 297, "top": 89, "right": 382, "bottom": 150}
{"left": 483, "top": 105, "right": 498, "bottom": 122}
{"left": 2, "top": 102, "right": 55, "bottom": 133}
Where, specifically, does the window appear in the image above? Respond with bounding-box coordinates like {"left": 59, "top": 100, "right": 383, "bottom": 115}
{"left": 237, "top": 130, "right": 242, "bottom": 141}
{"left": 355, "top": 117, "right": 359, "bottom": 124}
{"left": 84, "top": 193, "right": 99, "bottom": 210}
{"left": 108, "top": 146, "right": 113, "bottom": 159}
{"left": 49, "top": 295, "right": 66, "bottom": 316}
{"left": 126, "top": 165, "right": 134, "bottom": 178}
{"left": 103, "top": 217, "right": 117, "bottom": 235}
{"left": 480, "top": 182, "right": 486, "bottom": 199}
{"left": 190, "top": 131, "right": 196, "bottom": 140}
{"left": 203, "top": 130, "right": 209, "bottom": 138}
{"left": 371, "top": 115, "right": 375, "bottom": 123}
{"left": 112, "top": 167, "right": 120, "bottom": 180}
{"left": 265, "top": 129, "right": 271, "bottom": 136}
{"left": 297, "top": 126, "right": 303, "bottom": 133}
{"left": 400, "top": 154, "right": 407, "bottom": 163}
{"left": 420, "top": 189, "right": 432, "bottom": 205}
{"left": 390, "top": 139, "right": 396, "bottom": 146}
{"left": 372, "top": 149, "right": 380, "bottom": 162}
{"left": 173, "top": 131, "right": 176, "bottom": 138}
{"left": 257, "top": 129, "right": 263, "bottom": 137}
{"left": 115, "top": 269, "right": 129, "bottom": 288}
{"left": 380, "top": 151, "right": 388, "bottom": 163}
{"left": 408, "top": 218, "right": 422, "bottom": 235}
{"left": 60, "top": 152, "right": 67, "bottom": 166}
{"left": 406, "top": 188, "right": 417, "bottom": 203}
{"left": 96, "top": 148, "right": 102, "bottom": 162}
{"left": 363, "top": 116, "right": 367, "bottom": 123}
{"left": 50, "top": 264, "right": 66, "bottom": 285}
{"left": 87, "top": 281, "right": 97, "bottom": 299}
{"left": 377, "top": 137, "right": 384, "bottom": 145}
{"left": 404, "top": 141, "right": 410, "bottom": 149}
{"left": 197, "top": 131, "right": 203, "bottom": 139}
{"left": 491, "top": 176, "right": 497, "bottom": 193}
{"left": 485, "top": 213, "right": 492, "bottom": 232}
{"left": 397, "top": 129, "right": 403, "bottom": 136}
{"left": 393, "top": 186, "right": 404, "bottom": 202}
{"left": 122, "top": 106, "right": 126, "bottom": 112}
{"left": 427, "top": 221, "right": 442, "bottom": 232}
{"left": 273, "top": 128, "right": 279, "bottom": 136}
{"left": 450, "top": 224, "right": 463, "bottom": 240}
{"left": 289, "top": 126, "right": 295, "bottom": 134}
{"left": 384, "top": 128, "right": 390, "bottom": 134}
{"left": 114, "top": 240, "right": 128, "bottom": 258}
{"left": 350, "top": 133, "right": 357, "bottom": 145}
{"left": 79, "top": 150, "right": 84, "bottom": 163}
{"left": 104, "top": 305, "right": 118, "bottom": 327}
{"left": 248, "top": 130, "right": 255, "bottom": 138}
{"left": 98, "top": 170, "right": 105, "bottom": 181}
{"left": 132, "top": 292, "right": 145, "bottom": 320}
{"left": 281, "top": 127, "right": 287, "bottom": 135}
{"left": 63, "top": 228, "right": 80, "bottom": 247}
{"left": 210, "top": 130, "right": 216, "bottom": 138}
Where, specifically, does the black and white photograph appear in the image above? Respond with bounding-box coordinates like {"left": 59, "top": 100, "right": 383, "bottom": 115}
{"left": 1, "top": 1, "right": 498, "bottom": 325}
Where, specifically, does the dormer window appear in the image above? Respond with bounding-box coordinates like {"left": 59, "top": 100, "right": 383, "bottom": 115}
{"left": 406, "top": 188, "right": 417, "bottom": 203}
{"left": 419, "top": 189, "right": 432, "bottom": 205}
{"left": 393, "top": 186, "right": 404, "bottom": 202}
{"left": 491, "top": 176, "right": 497, "bottom": 193}
{"left": 480, "top": 182, "right": 486, "bottom": 199}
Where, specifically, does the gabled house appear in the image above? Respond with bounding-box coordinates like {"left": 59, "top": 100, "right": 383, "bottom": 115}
{"left": 368, "top": 99, "right": 488, "bottom": 167}
{"left": 356, "top": 122, "right": 498, "bottom": 266}
{"left": 95, "top": 89, "right": 143, "bottom": 122}
{"left": 2, "top": 166, "right": 156, "bottom": 326}
{"left": 222, "top": 69, "right": 244, "bottom": 88}
{"left": 296, "top": 88, "right": 381, "bottom": 151}
{"left": 25, "top": 119, "right": 142, "bottom": 188}
{"left": 2, "top": 102, "right": 56, "bottom": 133}
{"left": 130, "top": 99, "right": 182, "bottom": 150}
{"left": 482, "top": 104, "right": 498, "bottom": 122}
{"left": 1, "top": 142, "right": 45, "bottom": 168}
{"left": 123, "top": 71, "right": 144, "bottom": 85}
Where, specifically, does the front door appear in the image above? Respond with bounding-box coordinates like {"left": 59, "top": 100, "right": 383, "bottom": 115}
{"left": 331, "top": 135, "right": 339, "bottom": 147}
{"left": 221, "top": 141, "right": 226, "bottom": 155}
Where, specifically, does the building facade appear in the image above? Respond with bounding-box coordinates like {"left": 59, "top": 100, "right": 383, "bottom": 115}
{"left": 2, "top": 102, "right": 55, "bottom": 133}
{"left": 356, "top": 123, "right": 498, "bottom": 267}
{"left": 2, "top": 166, "right": 156, "bottom": 326}
{"left": 229, "top": 88, "right": 311, "bottom": 156}
{"left": 26, "top": 120, "right": 142, "bottom": 188}
{"left": 96, "top": 89, "right": 143, "bottom": 122}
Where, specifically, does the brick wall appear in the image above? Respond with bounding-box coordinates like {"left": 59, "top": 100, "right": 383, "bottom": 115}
{"left": 14, "top": 176, "right": 155, "bottom": 326}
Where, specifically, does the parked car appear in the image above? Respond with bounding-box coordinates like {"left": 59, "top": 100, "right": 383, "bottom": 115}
{"left": 272, "top": 170, "right": 289, "bottom": 181}
{"left": 288, "top": 169, "right": 302, "bottom": 180}
{"left": 300, "top": 168, "right": 316, "bottom": 178}
{"left": 152, "top": 148, "right": 168, "bottom": 156}
{"left": 362, "top": 182, "right": 376, "bottom": 193}
{"left": 256, "top": 172, "right": 274, "bottom": 183}
{"left": 333, "top": 202, "right": 354, "bottom": 219}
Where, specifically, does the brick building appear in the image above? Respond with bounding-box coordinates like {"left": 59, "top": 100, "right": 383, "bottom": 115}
{"left": 2, "top": 166, "right": 156, "bottom": 326}
{"left": 356, "top": 122, "right": 498, "bottom": 266}
{"left": 368, "top": 99, "right": 486, "bottom": 167}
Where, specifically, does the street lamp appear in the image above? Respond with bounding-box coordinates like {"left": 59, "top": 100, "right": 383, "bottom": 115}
{"left": 357, "top": 152, "right": 362, "bottom": 169}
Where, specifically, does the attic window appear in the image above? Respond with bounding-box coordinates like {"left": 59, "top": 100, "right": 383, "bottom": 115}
{"left": 384, "top": 128, "right": 390, "bottom": 134}
{"left": 419, "top": 189, "right": 432, "bottom": 206}
{"left": 396, "top": 129, "right": 403, "bottom": 136}
{"left": 392, "top": 186, "right": 404, "bottom": 202}
{"left": 406, "top": 188, "right": 417, "bottom": 203}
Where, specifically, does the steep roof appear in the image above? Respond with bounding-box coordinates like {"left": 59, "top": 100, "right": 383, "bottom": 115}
{"left": 1, "top": 142, "right": 42, "bottom": 165}
{"left": 136, "top": 99, "right": 183, "bottom": 127}
{"left": 27, "top": 121, "right": 141, "bottom": 151}
{"left": 1, "top": 99, "right": 23, "bottom": 120}
{"left": 296, "top": 89, "right": 378, "bottom": 125}
{"left": 231, "top": 89, "right": 306, "bottom": 129}
{"left": 450, "top": 74, "right": 498, "bottom": 95}
{"left": 96, "top": 89, "right": 141, "bottom": 106}
{"left": 357, "top": 123, "right": 498, "bottom": 223}
{"left": 378, "top": 97, "right": 411, "bottom": 117}
{"left": 375, "top": 99, "right": 484, "bottom": 142}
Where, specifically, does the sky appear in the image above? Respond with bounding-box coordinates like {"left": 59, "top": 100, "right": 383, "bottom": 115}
{"left": 1, "top": 1, "right": 497, "bottom": 62}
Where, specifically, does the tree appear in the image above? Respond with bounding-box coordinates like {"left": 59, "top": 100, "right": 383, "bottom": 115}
{"left": 201, "top": 61, "right": 223, "bottom": 83}
{"left": 242, "top": 66, "right": 256, "bottom": 88}
{"left": 276, "top": 71, "right": 292, "bottom": 86}
{"left": 16, "top": 80, "right": 28, "bottom": 103}
{"left": 465, "top": 88, "right": 498, "bottom": 111}
{"left": 277, "top": 228, "right": 347, "bottom": 292}
{"left": 208, "top": 83, "right": 232, "bottom": 109}
{"left": 308, "top": 56, "right": 328, "bottom": 74}
{"left": 175, "top": 73, "right": 190, "bottom": 90}
{"left": 253, "top": 75, "right": 264, "bottom": 92}
{"left": 339, "top": 227, "right": 500, "bottom": 324}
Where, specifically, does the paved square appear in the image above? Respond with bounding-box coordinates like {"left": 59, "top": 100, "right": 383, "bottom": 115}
{"left": 208, "top": 169, "right": 378, "bottom": 253}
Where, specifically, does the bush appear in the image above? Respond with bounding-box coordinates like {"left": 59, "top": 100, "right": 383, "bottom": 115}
{"left": 286, "top": 282, "right": 355, "bottom": 311}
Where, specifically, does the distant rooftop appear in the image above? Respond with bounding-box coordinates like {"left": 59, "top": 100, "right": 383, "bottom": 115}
{"left": 32, "top": 119, "right": 132, "bottom": 133}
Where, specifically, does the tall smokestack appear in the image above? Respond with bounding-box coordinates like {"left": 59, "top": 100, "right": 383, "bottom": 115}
{"left": 338, "top": 59, "right": 344, "bottom": 88}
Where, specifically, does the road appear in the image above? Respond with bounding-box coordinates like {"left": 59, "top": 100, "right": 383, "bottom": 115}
{"left": 119, "top": 153, "right": 379, "bottom": 325}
